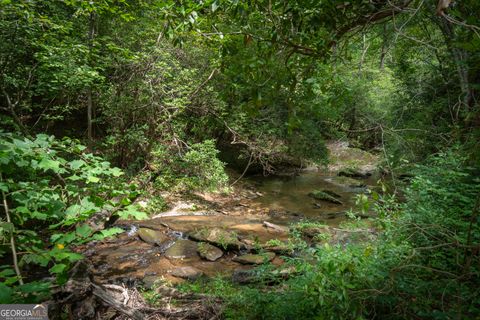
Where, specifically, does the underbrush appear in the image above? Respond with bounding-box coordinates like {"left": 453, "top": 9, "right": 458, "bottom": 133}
{"left": 0, "top": 133, "right": 147, "bottom": 302}
{"left": 168, "top": 149, "right": 480, "bottom": 319}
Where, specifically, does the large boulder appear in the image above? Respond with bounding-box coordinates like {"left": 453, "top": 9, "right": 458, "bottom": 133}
{"left": 137, "top": 228, "right": 170, "bottom": 245}
{"left": 164, "top": 239, "right": 198, "bottom": 259}
{"left": 190, "top": 228, "right": 243, "bottom": 250}
{"left": 233, "top": 252, "right": 275, "bottom": 265}
{"left": 197, "top": 242, "right": 223, "bottom": 261}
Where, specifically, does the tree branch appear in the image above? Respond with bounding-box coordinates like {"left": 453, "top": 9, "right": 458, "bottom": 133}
{"left": 1, "top": 173, "right": 23, "bottom": 285}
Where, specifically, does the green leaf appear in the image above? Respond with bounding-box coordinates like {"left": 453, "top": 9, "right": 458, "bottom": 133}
{"left": 92, "top": 227, "right": 124, "bottom": 240}
{"left": 17, "top": 281, "right": 50, "bottom": 294}
{"left": 38, "top": 158, "right": 61, "bottom": 172}
{"left": 0, "top": 182, "right": 8, "bottom": 193}
{"left": 69, "top": 159, "right": 85, "bottom": 170}
{"left": 0, "top": 283, "right": 12, "bottom": 303}
{"left": 54, "top": 252, "right": 83, "bottom": 262}
{"left": 110, "top": 167, "right": 123, "bottom": 177}
{"left": 0, "top": 222, "right": 14, "bottom": 234}
{"left": 49, "top": 263, "right": 67, "bottom": 274}
{"left": 87, "top": 175, "right": 100, "bottom": 183}
{"left": 117, "top": 204, "right": 148, "bottom": 220}
{"left": 0, "top": 268, "right": 16, "bottom": 277}
{"left": 76, "top": 224, "right": 92, "bottom": 238}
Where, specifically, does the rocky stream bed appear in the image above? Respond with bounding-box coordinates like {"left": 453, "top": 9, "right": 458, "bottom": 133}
{"left": 83, "top": 142, "right": 380, "bottom": 289}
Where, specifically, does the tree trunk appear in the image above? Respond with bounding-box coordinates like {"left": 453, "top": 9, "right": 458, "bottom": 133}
{"left": 358, "top": 34, "right": 370, "bottom": 72}
{"left": 379, "top": 24, "right": 388, "bottom": 70}
{"left": 87, "top": 12, "right": 96, "bottom": 142}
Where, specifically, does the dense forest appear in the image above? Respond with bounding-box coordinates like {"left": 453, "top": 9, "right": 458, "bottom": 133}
{"left": 0, "top": 0, "right": 479, "bottom": 319}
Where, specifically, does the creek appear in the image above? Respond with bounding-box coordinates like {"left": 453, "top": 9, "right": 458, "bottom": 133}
{"left": 86, "top": 143, "right": 379, "bottom": 286}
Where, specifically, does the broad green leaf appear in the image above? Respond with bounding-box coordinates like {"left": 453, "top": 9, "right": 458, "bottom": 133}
{"left": 117, "top": 204, "right": 148, "bottom": 220}
{"left": 49, "top": 263, "right": 67, "bottom": 274}
{"left": 92, "top": 227, "right": 124, "bottom": 240}
{"left": 69, "top": 159, "right": 85, "bottom": 170}
{"left": 0, "top": 283, "right": 12, "bottom": 303}
{"left": 0, "top": 268, "right": 15, "bottom": 277}
{"left": 54, "top": 252, "right": 83, "bottom": 262}
{"left": 0, "top": 182, "right": 8, "bottom": 192}
{"left": 76, "top": 224, "right": 92, "bottom": 238}
{"left": 38, "top": 158, "right": 61, "bottom": 172}
{"left": 110, "top": 167, "right": 123, "bottom": 177}
{"left": 17, "top": 281, "right": 50, "bottom": 294}
{"left": 87, "top": 176, "right": 100, "bottom": 183}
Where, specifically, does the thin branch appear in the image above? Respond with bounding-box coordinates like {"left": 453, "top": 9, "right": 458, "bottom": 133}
{"left": 190, "top": 68, "right": 218, "bottom": 98}
{"left": 1, "top": 173, "right": 23, "bottom": 285}
{"left": 230, "top": 152, "right": 254, "bottom": 186}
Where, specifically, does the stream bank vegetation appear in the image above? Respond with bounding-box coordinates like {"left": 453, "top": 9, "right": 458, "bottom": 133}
{"left": 1, "top": 0, "right": 479, "bottom": 319}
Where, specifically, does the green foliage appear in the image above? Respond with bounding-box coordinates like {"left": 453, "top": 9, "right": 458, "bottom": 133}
{"left": 150, "top": 140, "right": 228, "bottom": 192}
{"left": 172, "top": 151, "right": 479, "bottom": 319}
{"left": 0, "top": 133, "right": 144, "bottom": 302}
{"left": 1, "top": 0, "right": 479, "bottom": 316}
{"left": 181, "top": 140, "right": 229, "bottom": 191}
{"left": 379, "top": 150, "right": 480, "bottom": 317}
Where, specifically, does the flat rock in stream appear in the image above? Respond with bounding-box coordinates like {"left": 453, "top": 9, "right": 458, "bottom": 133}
{"left": 197, "top": 242, "right": 223, "bottom": 261}
{"left": 170, "top": 266, "right": 203, "bottom": 280}
{"left": 190, "top": 227, "right": 243, "bottom": 250}
{"left": 137, "top": 228, "right": 170, "bottom": 245}
{"left": 233, "top": 252, "right": 275, "bottom": 265}
{"left": 308, "top": 190, "right": 343, "bottom": 205}
{"left": 164, "top": 239, "right": 198, "bottom": 259}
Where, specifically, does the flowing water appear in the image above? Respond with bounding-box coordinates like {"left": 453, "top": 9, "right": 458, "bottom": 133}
{"left": 246, "top": 170, "right": 377, "bottom": 225}
{"left": 88, "top": 144, "right": 380, "bottom": 285}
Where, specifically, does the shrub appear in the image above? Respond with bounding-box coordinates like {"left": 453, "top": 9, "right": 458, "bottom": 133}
{"left": 0, "top": 133, "right": 146, "bottom": 303}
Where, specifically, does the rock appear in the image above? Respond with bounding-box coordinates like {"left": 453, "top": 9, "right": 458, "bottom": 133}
{"left": 338, "top": 168, "right": 371, "bottom": 179}
{"left": 197, "top": 242, "right": 223, "bottom": 261}
{"left": 164, "top": 239, "right": 198, "bottom": 259}
{"left": 233, "top": 252, "right": 275, "bottom": 265}
{"left": 327, "top": 176, "right": 366, "bottom": 188}
{"left": 301, "top": 226, "right": 328, "bottom": 238}
{"left": 263, "top": 243, "right": 293, "bottom": 255}
{"left": 272, "top": 266, "right": 297, "bottom": 279}
{"left": 137, "top": 228, "right": 170, "bottom": 245}
{"left": 263, "top": 221, "right": 288, "bottom": 232}
{"left": 190, "top": 227, "right": 243, "bottom": 250}
{"left": 308, "top": 190, "right": 343, "bottom": 205}
{"left": 170, "top": 266, "right": 203, "bottom": 280}
{"left": 322, "top": 190, "right": 342, "bottom": 198}
{"left": 142, "top": 275, "right": 161, "bottom": 289}
{"left": 232, "top": 269, "right": 258, "bottom": 284}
